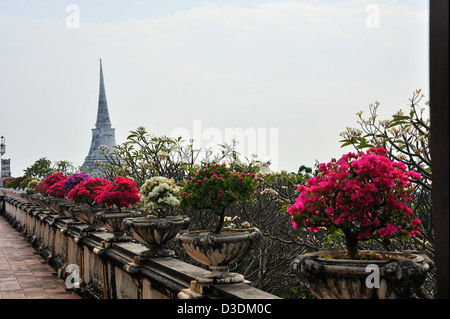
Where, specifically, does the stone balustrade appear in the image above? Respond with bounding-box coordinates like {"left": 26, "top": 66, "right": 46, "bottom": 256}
{"left": 0, "top": 189, "right": 280, "bottom": 300}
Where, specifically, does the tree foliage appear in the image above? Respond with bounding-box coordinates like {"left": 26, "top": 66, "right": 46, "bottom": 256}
{"left": 23, "top": 157, "right": 78, "bottom": 180}
{"left": 98, "top": 126, "right": 241, "bottom": 187}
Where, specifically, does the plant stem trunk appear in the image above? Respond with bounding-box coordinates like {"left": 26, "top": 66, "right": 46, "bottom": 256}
{"left": 214, "top": 208, "right": 226, "bottom": 234}
{"left": 344, "top": 230, "right": 359, "bottom": 259}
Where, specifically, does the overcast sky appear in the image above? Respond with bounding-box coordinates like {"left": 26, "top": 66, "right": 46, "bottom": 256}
{"left": 0, "top": 0, "right": 429, "bottom": 177}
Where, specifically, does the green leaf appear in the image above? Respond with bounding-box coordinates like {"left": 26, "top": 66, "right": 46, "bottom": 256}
{"left": 329, "top": 224, "right": 337, "bottom": 234}
{"left": 392, "top": 115, "right": 411, "bottom": 121}
{"left": 339, "top": 140, "right": 354, "bottom": 148}
{"left": 388, "top": 122, "right": 407, "bottom": 129}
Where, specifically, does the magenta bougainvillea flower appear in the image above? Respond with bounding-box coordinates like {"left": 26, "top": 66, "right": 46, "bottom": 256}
{"left": 287, "top": 147, "right": 421, "bottom": 258}
{"left": 61, "top": 172, "right": 92, "bottom": 198}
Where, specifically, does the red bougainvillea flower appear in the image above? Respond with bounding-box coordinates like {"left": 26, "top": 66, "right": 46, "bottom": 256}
{"left": 35, "top": 172, "right": 68, "bottom": 196}
{"left": 46, "top": 180, "right": 66, "bottom": 198}
{"left": 67, "top": 178, "right": 111, "bottom": 205}
{"left": 95, "top": 176, "right": 140, "bottom": 211}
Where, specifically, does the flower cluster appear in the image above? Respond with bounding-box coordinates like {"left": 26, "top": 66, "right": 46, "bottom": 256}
{"left": 180, "top": 163, "right": 258, "bottom": 215}
{"left": 46, "top": 180, "right": 66, "bottom": 198}
{"left": 35, "top": 172, "right": 68, "bottom": 196}
{"left": 61, "top": 172, "right": 92, "bottom": 197}
{"left": 223, "top": 216, "right": 251, "bottom": 229}
{"left": 287, "top": 147, "right": 421, "bottom": 257}
{"left": 2, "top": 176, "right": 29, "bottom": 189}
{"left": 67, "top": 178, "right": 112, "bottom": 205}
{"left": 139, "top": 176, "right": 180, "bottom": 216}
{"left": 25, "top": 180, "right": 39, "bottom": 195}
{"left": 27, "top": 171, "right": 141, "bottom": 212}
{"left": 95, "top": 176, "right": 141, "bottom": 211}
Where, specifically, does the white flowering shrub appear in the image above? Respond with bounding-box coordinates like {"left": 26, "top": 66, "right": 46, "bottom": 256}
{"left": 139, "top": 176, "right": 181, "bottom": 217}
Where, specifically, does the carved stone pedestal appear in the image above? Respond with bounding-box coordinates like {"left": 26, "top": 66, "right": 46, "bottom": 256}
{"left": 292, "top": 249, "right": 434, "bottom": 299}
{"left": 175, "top": 227, "right": 261, "bottom": 285}
{"left": 123, "top": 215, "right": 190, "bottom": 259}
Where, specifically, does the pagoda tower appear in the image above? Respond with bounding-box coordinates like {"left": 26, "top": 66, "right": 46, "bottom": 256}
{"left": 83, "top": 59, "right": 117, "bottom": 177}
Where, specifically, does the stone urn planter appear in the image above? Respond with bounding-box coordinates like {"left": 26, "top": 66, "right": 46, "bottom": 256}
{"left": 27, "top": 194, "right": 49, "bottom": 208}
{"left": 95, "top": 210, "right": 142, "bottom": 242}
{"left": 60, "top": 202, "right": 78, "bottom": 219}
{"left": 42, "top": 196, "right": 66, "bottom": 214}
{"left": 70, "top": 204, "right": 103, "bottom": 227}
{"left": 292, "top": 249, "right": 434, "bottom": 299}
{"left": 43, "top": 197, "right": 79, "bottom": 218}
{"left": 175, "top": 227, "right": 262, "bottom": 284}
{"left": 123, "top": 215, "right": 191, "bottom": 260}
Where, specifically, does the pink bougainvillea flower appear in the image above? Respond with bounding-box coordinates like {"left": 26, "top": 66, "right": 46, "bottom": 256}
{"left": 287, "top": 147, "right": 422, "bottom": 257}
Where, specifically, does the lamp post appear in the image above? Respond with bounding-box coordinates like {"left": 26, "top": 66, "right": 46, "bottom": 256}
{"left": 0, "top": 136, "right": 5, "bottom": 189}
{"left": 0, "top": 136, "right": 5, "bottom": 157}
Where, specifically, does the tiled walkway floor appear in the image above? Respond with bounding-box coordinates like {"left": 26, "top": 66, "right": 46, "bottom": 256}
{"left": 0, "top": 216, "right": 81, "bottom": 299}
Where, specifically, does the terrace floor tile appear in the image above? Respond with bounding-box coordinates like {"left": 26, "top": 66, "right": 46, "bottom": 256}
{"left": 0, "top": 216, "right": 82, "bottom": 299}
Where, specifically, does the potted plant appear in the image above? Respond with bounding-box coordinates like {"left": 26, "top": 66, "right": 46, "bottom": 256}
{"left": 35, "top": 172, "right": 68, "bottom": 196}
{"left": 288, "top": 147, "right": 433, "bottom": 298}
{"left": 22, "top": 179, "right": 44, "bottom": 206}
{"left": 42, "top": 172, "right": 94, "bottom": 217}
{"left": 43, "top": 177, "right": 75, "bottom": 217}
{"left": 35, "top": 172, "right": 68, "bottom": 212}
{"left": 123, "top": 176, "right": 190, "bottom": 260}
{"left": 19, "top": 177, "right": 33, "bottom": 191}
{"left": 175, "top": 163, "right": 262, "bottom": 284}
{"left": 67, "top": 177, "right": 111, "bottom": 206}
{"left": 24, "top": 179, "right": 39, "bottom": 195}
{"left": 61, "top": 172, "right": 92, "bottom": 198}
{"left": 93, "top": 176, "right": 142, "bottom": 241}
{"left": 65, "top": 177, "right": 112, "bottom": 223}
